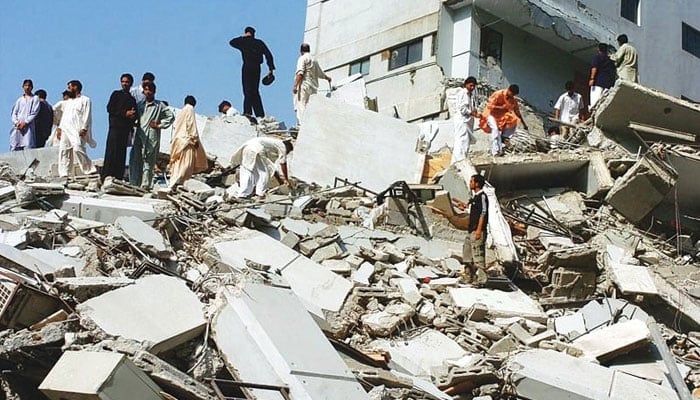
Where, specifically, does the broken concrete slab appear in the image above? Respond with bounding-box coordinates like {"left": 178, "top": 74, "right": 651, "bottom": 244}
{"left": 212, "top": 284, "right": 369, "bottom": 400}
{"left": 449, "top": 287, "right": 546, "bottom": 322}
{"left": 76, "top": 275, "right": 205, "bottom": 354}
{"left": 0, "top": 146, "right": 59, "bottom": 177}
{"left": 0, "top": 229, "right": 28, "bottom": 248}
{"left": 212, "top": 230, "right": 352, "bottom": 316}
{"left": 24, "top": 248, "right": 85, "bottom": 276}
{"left": 369, "top": 329, "right": 475, "bottom": 380}
{"left": 290, "top": 96, "right": 426, "bottom": 192}
{"left": 50, "top": 195, "right": 166, "bottom": 225}
{"left": 0, "top": 242, "right": 57, "bottom": 277}
{"left": 115, "top": 216, "right": 173, "bottom": 258}
{"left": 39, "top": 350, "right": 164, "bottom": 400}
{"left": 604, "top": 152, "right": 678, "bottom": 224}
{"left": 53, "top": 277, "right": 135, "bottom": 303}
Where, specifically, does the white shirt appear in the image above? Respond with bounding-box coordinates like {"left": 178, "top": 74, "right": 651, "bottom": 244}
{"left": 296, "top": 52, "right": 329, "bottom": 93}
{"left": 554, "top": 91, "right": 583, "bottom": 123}
{"left": 130, "top": 86, "right": 145, "bottom": 104}
{"left": 454, "top": 87, "right": 477, "bottom": 124}
{"left": 58, "top": 95, "right": 96, "bottom": 148}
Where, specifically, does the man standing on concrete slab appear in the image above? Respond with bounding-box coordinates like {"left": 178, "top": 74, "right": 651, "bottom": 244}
{"left": 57, "top": 80, "right": 97, "bottom": 177}
{"left": 463, "top": 174, "right": 489, "bottom": 283}
{"left": 9, "top": 79, "right": 40, "bottom": 151}
{"left": 480, "top": 84, "right": 527, "bottom": 156}
{"left": 229, "top": 26, "right": 275, "bottom": 118}
{"left": 553, "top": 81, "right": 584, "bottom": 139}
{"left": 103, "top": 74, "right": 138, "bottom": 180}
{"left": 589, "top": 43, "right": 615, "bottom": 111}
{"left": 293, "top": 43, "right": 331, "bottom": 125}
{"left": 169, "top": 95, "right": 207, "bottom": 188}
{"left": 229, "top": 136, "right": 292, "bottom": 199}
{"left": 611, "top": 34, "right": 639, "bottom": 83}
{"left": 130, "top": 72, "right": 155, "bottom": 104}
{"left": 129, "top": 82, "right": 174, "bottom": 189}
{"left": 451, "top": 76, "right": 480, "bottom": 164}
{"left": 34, "top": 89, "right": 54, "bottom": 148}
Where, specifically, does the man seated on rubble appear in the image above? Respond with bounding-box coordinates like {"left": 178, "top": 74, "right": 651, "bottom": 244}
{"left": 553, "top": 81, "right": 584, "bottom": 140}
{"left": 217, "top": 100, "right": 238, "bottom": 118}
{"left": 480, "top": 84, "right": 528, "bottom": 157}
{"left": 229, "top": 136, "right": 293, "bottom": 200}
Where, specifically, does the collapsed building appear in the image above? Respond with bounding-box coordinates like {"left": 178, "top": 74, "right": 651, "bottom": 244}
{"left": 0, "top": 74, "right": 699, "bottom": 400}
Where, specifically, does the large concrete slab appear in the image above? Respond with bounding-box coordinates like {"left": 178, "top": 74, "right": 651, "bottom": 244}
{"left": 76, "top": 275, "right": 205, "bottom": 354}
{"left": 212, "top": 284, "right": 368, "bottom": 400}
{"left": 573, "top": 319, "right": 651, "bottom": 362}
{"left": 291, "top": 96, "right": 425, "bottom": 192}
{"left": 507, "top": 349, "right": 677, "bottom": 400}
{"left": 0, "top": 147, "right": 59, "bottom": 177}
{"left": 23, "top": 248, "right": 85, "bottom": 276}
{"left": 49, "top": 195, "right": 164, "bottom": 225}
{"left": 39, "top": 351, "right": 163, "bottom": 400}
{"left": 115, "top": 216, "right": 173, "bottom": 258}
{"left": 0, "top": 242, "right": 56, "bottom": 277}
{"left": 212, "top": 230, "right": 352, "bottom": 316}
{"left": 449, "top": 287, "right": 546, "bottom": 321}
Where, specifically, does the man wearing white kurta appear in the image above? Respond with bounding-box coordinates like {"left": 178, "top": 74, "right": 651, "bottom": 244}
{"left": 451, "top": 77, "right": 479, "bottom": 164}
{"left": 293, "top": 43, "right": 331, "bottom": 125}
{"left": 553, "top": 81, "right": 584, "bottom": 139}
{"left": 230, "top": 137, "right": 292, "bottom": 199}
{"left": 57, "top": 80, "right": 96, "bottom": 177}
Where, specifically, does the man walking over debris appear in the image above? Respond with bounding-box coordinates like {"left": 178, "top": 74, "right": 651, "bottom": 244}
{"left": 230, "top": 136, "right": 293, "bottom": 199}
{"left": 57, "top": 80, "right": 97, "bottom": 177}
{"left": 229, "top": 26, "right": 275, "bottom": 118}
{"left": 464, "top": 174, "right": 489, "bottom": 283}
{"left": 611, "top": 34, "right": 639, "bottom": 83}
{"left": 9, "top": 79, "right": 40, "bottom": 151}
{"left": 293, "top": 43, "right": 331, "bottom": 125}
{"left": 129, "top": 82, "right": 174, "bottom": 189}
{"left": 553, "top": 81, "right": 584, "bottom": 139}
{"left": 102, "top": 74, "right": 138, "bottom": 180}
{"left": 480, "top": 84, "right": 528, "bottom": 156}
{"left": 169, "top": 95, "right": 208, "bottom": 188}
{"left": 589, "top": 43, "right": 615, "bottom": 110}
{"left": 451, "top": 76, "right": 480, "bottom": 164}
{"left": 34, "top": 89, "right": 54, "bottom": 148}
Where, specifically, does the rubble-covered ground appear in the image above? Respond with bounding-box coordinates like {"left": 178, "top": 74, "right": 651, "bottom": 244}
{"left": 1, "top": 79, "right": 700, "bottom": 399}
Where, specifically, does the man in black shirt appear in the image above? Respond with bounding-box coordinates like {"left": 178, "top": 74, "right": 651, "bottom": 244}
{"left": 34, "top": 89, "right": 54, "bottom": 148}
{"left": 589, "top": 43, "right": 615, "bottom": 110}
{"left": 102, "top": 73, "right": 138, "bottom": 180}
{"left": 229, "top": 26, "right": 275, "bottom": 118}
{"left": 463, "top": 174, "right": 489, "bottom": 283}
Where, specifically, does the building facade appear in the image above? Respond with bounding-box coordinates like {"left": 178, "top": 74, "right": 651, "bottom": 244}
{"left": 304, "top": 0, "right": 700, "bottom": 122}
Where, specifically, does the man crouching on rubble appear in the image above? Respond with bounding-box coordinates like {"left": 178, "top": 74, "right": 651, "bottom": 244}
{"left": 229, "top": 137, "right": 293, "bottom": 199}
{"left": 464, "top": 174, "right": 489, "bottom": 284}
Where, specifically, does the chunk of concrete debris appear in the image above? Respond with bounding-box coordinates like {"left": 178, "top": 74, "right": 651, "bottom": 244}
{"left": 449, "top": 287, "right": 546, "bottom": 322}
{"left": 212, "top": 284, "right": 369, "bottom": 400}
{"left": 0, "top": 242, "right": 56, "bottom": 277}
{"left": 573, "top": 319, "right": 651, "bottom": 362}
{"left": 606, "top": 244, "right": 658, "bottom": 295}
{"left": 39, "top": 351, "right": 164, "bottom": 400}
{"left": 114, "top": 216, "right": 174, "bottom": 258}
{"left": 506, "top": 349, "right": 677, "bottom": 400}
{"left": 52, "top": 195, "right": 165, "bottom": 225}
{"left": 290, "top": 96, "right": 425, "bottom": 192}
{"left": 0, "top": 229, "right": 28, "bottom": 248}
{"left": 604, "top": 152, "right": 678, "bottom": 224}
{"left": 53, "top": 277, "right": 135, "bottom": 303}
{"left": 76, "top": 275, "right": 205, "bottom": 354}
{"left": 182, "top": 179, "right": 215, "bottom": 201}
{"left": 352, "top": 262, "right": 376, "bottom": 286}
{"left": 24, "top": 248, "right": 85, "bottom": 277}
{"left": 311, "top": 242, "right": 344, "bottom": 263}
{"left": 361, "top": 303, "right": 414, "bottom": 336}
{"left": 369, "top": 329, "right": 475, "bottom": 380}
{"left": 391, "top": 278, "right": 422, "bottom": 305}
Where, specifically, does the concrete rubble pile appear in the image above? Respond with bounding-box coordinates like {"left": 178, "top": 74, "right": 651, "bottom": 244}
{"left": 0, "top": 81, "right": 699, "bottom": 400}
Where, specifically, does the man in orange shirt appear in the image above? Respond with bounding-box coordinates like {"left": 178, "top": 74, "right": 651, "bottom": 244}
{"left": 480, "top": 84, "right": 528, "bottom": 156}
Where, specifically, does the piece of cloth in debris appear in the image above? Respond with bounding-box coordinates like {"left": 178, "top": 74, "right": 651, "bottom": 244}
{"left": 102, "top": 89, "right": 138, "bottom": 180}
{"left": 129, "top": 99, "right": 174, "bottom": 188}
{"left": 168, "top": 104, "right": 208, "bottom": 187}
{"left": 451, "top": 87, "right": 477, "bottom": 164}
{"left": 9, "top": 93, "right": 40, "bottom": 151}
{"left": 230, "top": 137, "right": 286, "bottom": 197}
{"left": 611, "top": 43, "right": 639, "bottom": 83}
{"left": 58, "top": 95, "right": 97, "bottom": 176}
{"left": 294, "top": 52, "right": 330, "bottom": 124}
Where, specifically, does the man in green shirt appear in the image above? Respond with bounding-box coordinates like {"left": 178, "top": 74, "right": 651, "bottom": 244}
{"left": 129, "top": 82, "right": 174, "bottom": 189}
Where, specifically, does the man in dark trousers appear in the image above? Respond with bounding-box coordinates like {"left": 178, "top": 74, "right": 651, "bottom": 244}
{"left": 229, "top": 26, "right": 275, "bottom": 118}
{"left": 102, "top": 73, "right": 138, "bottom": 180}
{"left": 34, "top": 89, "right": 54, "bottom": 148}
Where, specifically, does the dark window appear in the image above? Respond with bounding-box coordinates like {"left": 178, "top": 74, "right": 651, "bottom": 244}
{"left": 480, "top": 27, "right": 503, "bottom": 64}
{"left": 349, "top": 57, "right": 370, "bottom": 76}
{"left": 389, "top": 39, "right": 423, "bottom": 70}
{"left": 621, "top": 0, "right": 640, "bottom": 24}
{"left": 683, "top": 22, "right": 700, "bottom": 59}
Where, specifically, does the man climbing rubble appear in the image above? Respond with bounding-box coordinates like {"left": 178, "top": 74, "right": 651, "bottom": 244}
{"left": 229, "top": 136, "right": 293, "bottom": 199}
{"left": 480, "top": 84, "right": 528, "bottom": 156}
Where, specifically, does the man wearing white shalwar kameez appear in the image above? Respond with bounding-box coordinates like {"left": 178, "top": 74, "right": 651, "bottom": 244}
{"left": 451, "top": 77, "right": 479, "bottom": 165}
{"left": 57, "top": 81, "right": 96, "bottom": 177}
{"left": 293, "top": 43, "right": 331, "bottom": 125}
{"left": 168, "top": 96, "right": 208, "bottom": 187}
{"left": 230, "top": 137, "right": 292, "bottom": 198}
{"left": 9, "top": 79, "right": 40, "bottom": 151}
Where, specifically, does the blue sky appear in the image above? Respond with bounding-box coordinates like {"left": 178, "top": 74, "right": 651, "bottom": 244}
{"left": 0, "top": 1, "right": 307, "bottom": 157}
